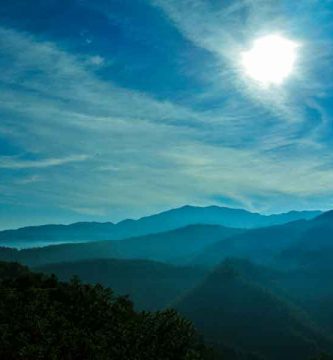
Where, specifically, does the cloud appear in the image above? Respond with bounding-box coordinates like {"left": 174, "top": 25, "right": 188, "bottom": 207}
{"left": 0, "top": 27, "right": 203, "bottom": 127}
{"left": 88, "top": 55, "right": 105, "bottom": 66}
{"left": 61, "top": 205, "right": 107, "bottom": 217}
{"left": 0, "top": 155, "right": 90, "bottom": 169}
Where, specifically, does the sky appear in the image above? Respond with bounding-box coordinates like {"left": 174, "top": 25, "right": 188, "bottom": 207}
{"left": 1, "top": 0, "right": 333, "bottom": 229}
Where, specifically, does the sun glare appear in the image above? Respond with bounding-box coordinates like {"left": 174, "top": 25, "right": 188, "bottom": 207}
{"left": 241, "top": 34, "right": 299, "bottom": 86}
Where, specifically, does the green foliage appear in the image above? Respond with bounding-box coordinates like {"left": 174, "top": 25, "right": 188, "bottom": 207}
{"left": 0, "top": 262, "right": 214, "bottom": 360}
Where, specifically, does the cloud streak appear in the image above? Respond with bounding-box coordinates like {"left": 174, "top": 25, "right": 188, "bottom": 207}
{"left": 0, "top": 155, "right": 90, "bottom": 169}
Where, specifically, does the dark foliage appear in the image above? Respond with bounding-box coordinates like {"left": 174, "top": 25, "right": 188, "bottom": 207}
{"left": 0, "top": 262, "right": 215, "bottom": 360}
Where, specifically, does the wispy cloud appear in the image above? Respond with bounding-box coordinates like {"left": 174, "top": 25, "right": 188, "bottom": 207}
{"left": 0, "top": 27, "right": 202, "bottom": 127}
{"left": 0, "top": 155, "right": 90, "bottom": 169}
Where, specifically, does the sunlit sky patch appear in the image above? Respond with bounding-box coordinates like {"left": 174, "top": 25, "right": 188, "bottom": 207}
{"left": 1, "top": 0, "right": 333, "bottom": 228}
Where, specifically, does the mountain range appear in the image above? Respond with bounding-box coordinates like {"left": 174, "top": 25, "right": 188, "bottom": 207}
{"left": 0, "top": 224, "right": 241, "bottom": 266}
{"left": 0, "top": 205, "right": 321, "bottom": 248}
{"left": 0, "top": 208, "right": 330, "bottom": 270}
{"left": 192, "top": 211, "right": 333, "bottom": 268}
{"left": 1, "top": 205, "right": 332, "bottom": 360}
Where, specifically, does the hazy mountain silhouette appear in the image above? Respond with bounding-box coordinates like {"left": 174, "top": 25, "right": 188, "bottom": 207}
{"left": 193, "top": 221, "right": 306, "bottom": 267}
{"left": 35, "top": 258, "right": 208, "bottom": 311}
{"left": 0, "top": 205, "right": 321, "bottom": 248}
{"left": 174, "top": 260, "right": 332, "bottom": 360}
{"left": 281, "top": 210, "right": 333, "bottom": 255}
{"left": 0, "top": 224, "right": 241, "bottom": 266}
{"left": 193, "top": 210, "right": 333, "bottom": 268}
{"left": 217, "top": 258, "right": 333, "bottom": 340}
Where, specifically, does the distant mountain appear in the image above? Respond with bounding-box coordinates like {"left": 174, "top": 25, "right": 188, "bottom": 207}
{"left": 0, "top": 205, "right": 321, "bottom": 248}
{"left": 113, "top": 205, "right": 320, "bottom": 237}
{"left": 174, "top": 260, "right": 332, "bottom": 360}
{"left": 35, "top": 258, "right": 208, "bottom": 311}
{"left": 178, "top": 213, "right": 333, "bottom": 340}
{"left": 0, "top": 224, "right": 241, "bottom": 266}
{"left": 315, "top": 210, "right": 333, "bottom": 221}
{"left": 282, "top": 210, "right": 333, "bottom": 254}
{"left": 0, "top": 222, "right": 116, "bottom": 248}
{"left": 268, "top": 212, "right": 333, "bottom": 334}
{"left": 193, "top": 209, "right": 333, "bottom": 268}
{"left": 260, "top": 209, "right": 333, "bottom": 273}
{"left": 193, "top": 220, "right": 307, "bottom": 267}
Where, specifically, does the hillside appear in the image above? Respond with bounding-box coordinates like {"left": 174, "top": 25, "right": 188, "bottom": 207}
{"left": 0, "top": 224, "right": 241, "bottom": 266}
{"left": 216, "top": 259, "right": 333, "bottom": 340}
{"left": 279, "top": 211, "right": 333, "bottom": 261}
{"left": 190, "top": 212, "right": 333, "bottom": 335}
{"left": 174, "top": 261, "right": 332, "bottom": 360}
{"left": 0, "top": 205, "right": 320, "bottom": 248}
{"left": 35, "top": 258, "right": 208, "bottom": 311}
{"left": 193, "top": 211, "right": 333, "bottom": 268}
{"left": 193, "top": 220, "right": 307, "bottom": 267}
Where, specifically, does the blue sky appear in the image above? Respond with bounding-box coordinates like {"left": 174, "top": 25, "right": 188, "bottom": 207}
{"left": 1, "top": 0, "right": 333, "bottom": 229}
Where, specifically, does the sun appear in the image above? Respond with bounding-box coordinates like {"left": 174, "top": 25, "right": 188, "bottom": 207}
{"left": 241, "top": 34, "right": 299, "bottom": 86}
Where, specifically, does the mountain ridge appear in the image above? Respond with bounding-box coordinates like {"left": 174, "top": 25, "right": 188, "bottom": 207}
{"left": 0, "top": 205, "right": 322, "bottom": 248}
{"left": 0, "top": 224, "right": 242, "bottom": 266}
{"left": 192, "top": 210, "right": 333, "bottom": 268}
{"left": 174, "top": 260, "right": 333, "bottom": 360}
{"left": 34, "top": 258, "right": 208, "bottom": 311}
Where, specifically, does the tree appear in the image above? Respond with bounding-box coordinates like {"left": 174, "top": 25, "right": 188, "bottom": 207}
{"left": 0, "top": 261, "right": 216, "bottom": 360}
